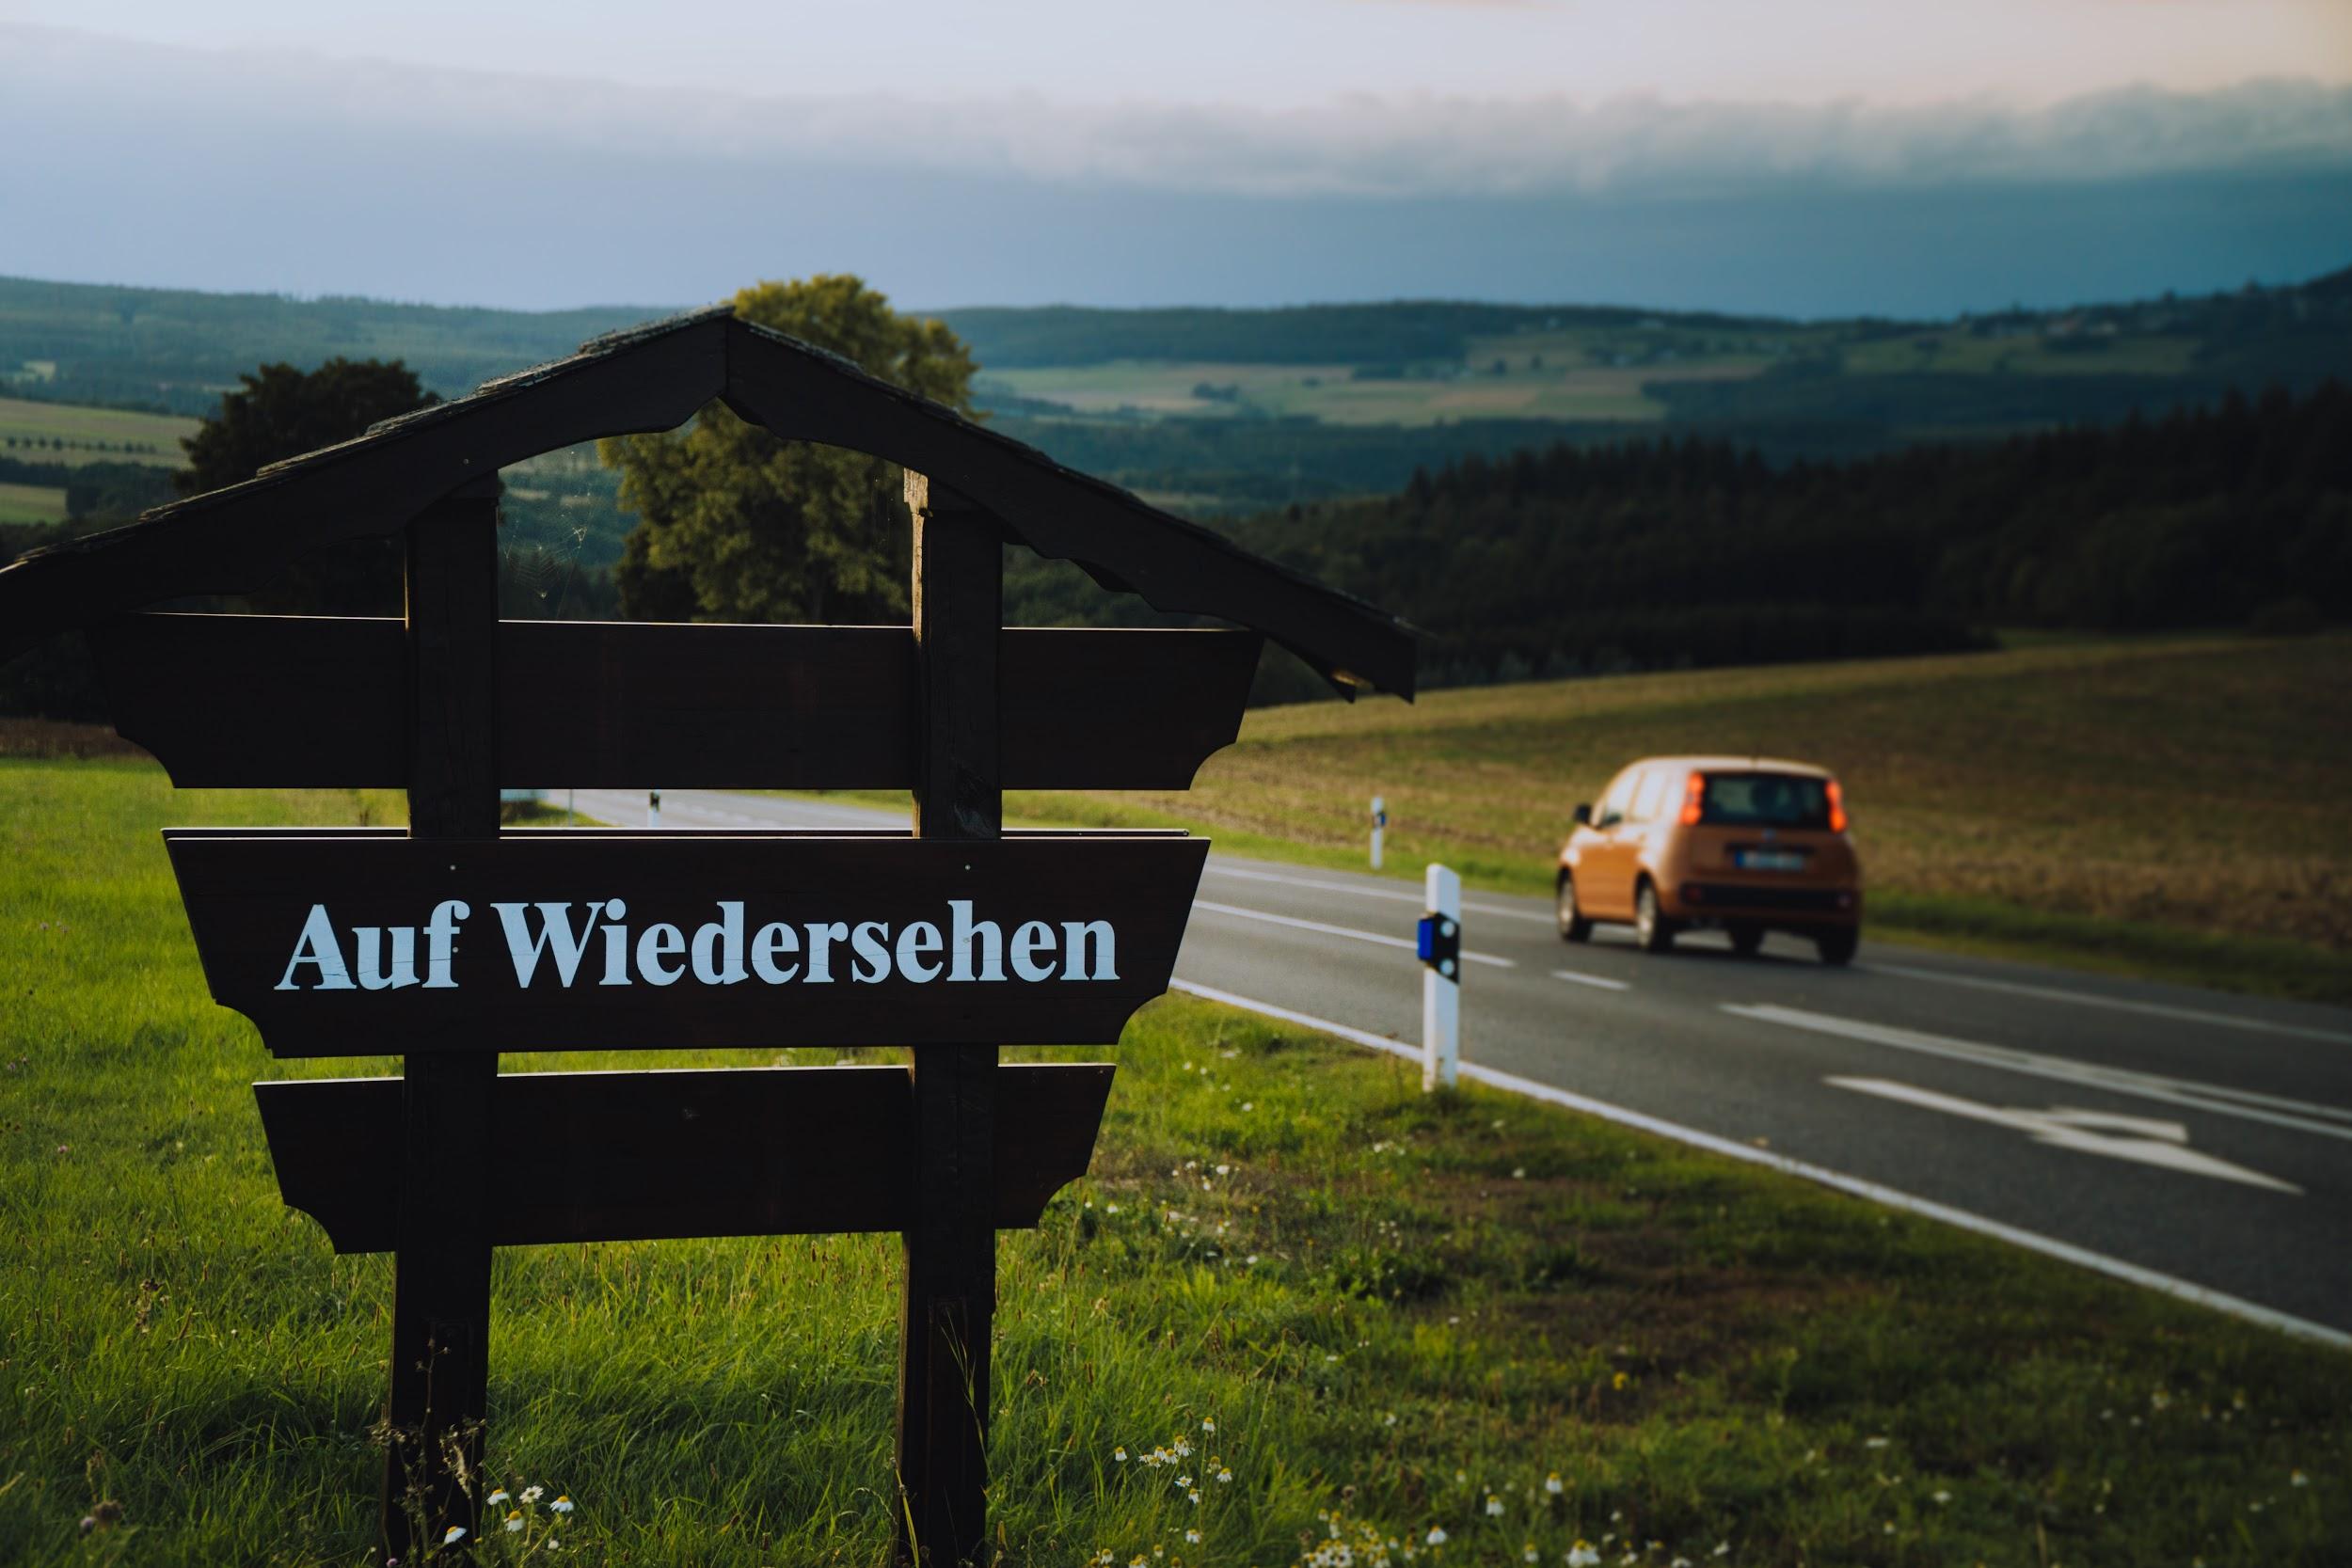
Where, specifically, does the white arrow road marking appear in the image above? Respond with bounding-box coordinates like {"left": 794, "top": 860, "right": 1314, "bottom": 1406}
{"left": 1727, "top": 1003, "right": 2352, "bottom": 1143}
{"left": 1191, "top": 900, "right": 1518, "bottom": 967}
{"left": 1827, "top": 1076, "right": 2302, "bottom": 1192}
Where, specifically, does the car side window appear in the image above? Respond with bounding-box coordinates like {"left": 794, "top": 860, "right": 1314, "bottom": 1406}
{"left": 1597, "top": 769, "right": 1639, "bottom": 827}
{"left": 1630, "top": 768, "right": 1666, "bottom": 824}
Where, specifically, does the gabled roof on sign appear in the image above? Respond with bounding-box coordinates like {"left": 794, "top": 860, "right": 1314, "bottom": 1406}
{"left": 0, "top": 307, "right": 1417, "bottom": 697}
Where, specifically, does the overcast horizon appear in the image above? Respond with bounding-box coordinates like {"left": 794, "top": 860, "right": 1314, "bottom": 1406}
{"left": 3, "top": 9, "right": 2349, "bottom": 318}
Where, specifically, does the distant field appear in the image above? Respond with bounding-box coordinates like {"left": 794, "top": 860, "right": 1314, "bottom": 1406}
{"left": 976, "top": 313, "right": 2205, "bottom": 429}
{"left": 969, "top": 636, "right": 2352, "bottom": 1002}
{"left": 0, "top": 481, "right": 66, "bottom": 524}
{"left": 982, "top": 353, "right": 1771, "bottom": 426}
{"left": 0, "top": 394, "right": 196, "bottom": 467}
{"left": 977, "top": 319, "right": 2206, "bottom": 431}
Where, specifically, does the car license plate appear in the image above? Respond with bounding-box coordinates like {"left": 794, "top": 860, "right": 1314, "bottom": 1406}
{"left": 1735, "top": 848, "right": 1808, "bottom": 871}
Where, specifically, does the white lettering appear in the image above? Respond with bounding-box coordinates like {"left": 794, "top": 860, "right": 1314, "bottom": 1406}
{"left": 354, "top": 926, "right": 418, "bottom": 990}
{"left": 850, "top": 921, "right": 892, "bottom": 984}
{"left": 275, "top": 896, "right": 1120, "bottom": 994}
{"left": 691, "top": 901, "right": 748, "bottom": 985}
{"left": 751, "top": 921, "right": 800, "bottom": 984}
{"left": 803, "top": 922, "right": 849, "bottom": 983}
{"left": 636, "top": 923, "right": 685, "bottom": 986}
{"left": 275, "top": 904, "right": 356, "bottom": 991}
{"left": 599, "top": 898, "right": 630, "bottom": 986}
{"left": 896, "top": 921, "right": 943, "bottom": 983}
{"left": 492, "top": 901, "right": 602, "bottom": 988}
{"left": 948, "top": 899, "right": 1004, "bottom": 982}
{"left": 1010, "top": 920, "right": 1057, "bottom": 982}
{"left": 1060, "top": 919, "right": 1118, "bottom": 981}
{"left": 421, "top": 900, "right": 469, "bottom": 990}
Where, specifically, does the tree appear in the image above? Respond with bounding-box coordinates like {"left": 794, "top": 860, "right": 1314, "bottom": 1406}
{"left": 179, "top": 357, "right": 439, "bottom": 615}
{"left": 602, "top": 276, "right": 977, "bottom": 623}
{"left": 179, "top": 357, "right": 438, "bottom": 497}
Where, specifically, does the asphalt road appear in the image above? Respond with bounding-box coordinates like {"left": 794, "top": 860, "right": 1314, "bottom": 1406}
{"left": 565, "top": 787, "right": 2352, "bottom": 1339}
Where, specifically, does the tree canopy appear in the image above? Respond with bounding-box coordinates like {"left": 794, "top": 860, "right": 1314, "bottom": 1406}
{"left": 602, "top": 276, "right": 977, "bottom": 623}
{"left": 179, "top": 356, "right": 438, "bottom": 615}
{"left": 177, "top": 357, "right": 438, "bottom": 498}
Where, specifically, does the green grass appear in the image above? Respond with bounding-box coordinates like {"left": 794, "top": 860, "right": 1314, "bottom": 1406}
{"left": 1839, "top": 333, "right": 2201, "bottom": 378}
{"left": 0, "top": 480, "right": 67, "bottom": 524}
{"left": 0, "top": 396, "right": 195, "bottom": 467}
{"left": 3, "top": 756, "right": 2347, "bottom": 1565}
{"left": 803, "top": 636, "right": 2352, "bottom": 1005}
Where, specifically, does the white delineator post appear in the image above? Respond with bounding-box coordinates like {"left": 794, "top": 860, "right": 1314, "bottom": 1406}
{"left": 1370, "top": 794, "right": 1387, "bottom": 871}
{"left": 1422, "top": 862, "right": 1461, "bottom": 1092}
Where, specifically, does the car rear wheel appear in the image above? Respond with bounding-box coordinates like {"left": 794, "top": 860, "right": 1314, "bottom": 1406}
{"left": 1556, "top": 874, "right": 1594, "bottom": 942}
{"left": 1633, "top": 879, "right": 1676, "bottom": 954}
{"left": 1816, "top": 927, "right": 1859, "bottom": 966}
{"left": 1727, "top": 922, "right": 1764, "bottom": 957}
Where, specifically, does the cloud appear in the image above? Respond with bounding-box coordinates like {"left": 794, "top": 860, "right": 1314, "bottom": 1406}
{"left": 5, "top": 24, "right": 2349, "bottom": 202}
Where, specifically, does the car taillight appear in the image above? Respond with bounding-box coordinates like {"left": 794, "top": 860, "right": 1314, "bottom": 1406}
{"left": 1678, "top": 771, "right": 1705, "bottom": 827}
{"left": 1827, "top": 778, "right": 1849, "bottom": 833}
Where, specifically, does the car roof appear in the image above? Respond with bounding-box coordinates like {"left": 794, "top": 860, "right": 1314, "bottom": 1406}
{"left": 1616, "top": 755, "right": 1836, "bottom": 779}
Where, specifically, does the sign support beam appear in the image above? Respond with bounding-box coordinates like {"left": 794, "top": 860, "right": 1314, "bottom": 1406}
{"left": 382, "top": 479, "right": 501, "bottom": 1561}
{"left": 898, "top": 474, "right": 1003, "bottom": 1567}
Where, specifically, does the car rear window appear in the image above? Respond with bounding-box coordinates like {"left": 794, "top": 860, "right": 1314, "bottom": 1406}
{"left": 1699, "top": 771, "right": 1833, "bottom": 828}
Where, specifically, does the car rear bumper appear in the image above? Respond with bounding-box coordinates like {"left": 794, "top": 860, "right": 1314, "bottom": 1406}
{"left": 1664, "top": 880, "right": 1861, "bottom": 925}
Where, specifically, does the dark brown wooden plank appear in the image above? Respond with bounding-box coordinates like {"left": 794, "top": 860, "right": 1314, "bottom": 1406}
{"left": 92, "top": 614, "right": 1260, "bottom": 790}
{"left": 92, "top": 613, "right": 404, "bottom": 783}
{"left": 898, "top": 476, "right": 1003, "bottom": 1568}
{"left": 164, "top": 830, "right": 1208, "bottom": 1056}
{"left": 383, "top": 484, "right": 501, "bottom": 1560}
{"left": 501, "top": 620, "right": 912, "bottom": 786}
{"left": 252, "top": 1063, "right": 1112, "bottom": 1253}
{"left": 1001, "top": 626, "right": 1257, "bottom": 789}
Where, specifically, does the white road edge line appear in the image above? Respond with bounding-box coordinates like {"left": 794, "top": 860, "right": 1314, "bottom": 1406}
{"left": 1191, "top": 900, "right": 1516, "bottom": 968}
{"left": 1165, "top": 979, "right": 2352, "bottom": 1353}
{"left": 1869, "top": 960, "right": 2352, "bottom": 1047}
{"left": 1550, "top": 969, "right": 1630, "bottom": 992}
{"left": 1203, "top": 862, "right": 1555, "bottom": 924}
{"left": 1726, "top": 1003, "right": 2352, "bottom": 1143}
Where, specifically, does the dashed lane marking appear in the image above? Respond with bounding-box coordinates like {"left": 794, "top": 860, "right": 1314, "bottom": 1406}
{"left": 1191, "top": 900, "right": 1517, "bottom": 968}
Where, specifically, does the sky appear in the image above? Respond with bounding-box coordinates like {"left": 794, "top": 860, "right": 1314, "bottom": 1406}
{"left": 1, "top": 2, "right": 2348, "bottom": 315}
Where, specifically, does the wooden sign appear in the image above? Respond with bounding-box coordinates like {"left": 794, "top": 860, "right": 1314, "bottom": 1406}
{"left": 167, "top": 830, "right": 1208, "bottom": 1055}
{"left": 0, "top": 302, "right": 1417, "bottom": 1566}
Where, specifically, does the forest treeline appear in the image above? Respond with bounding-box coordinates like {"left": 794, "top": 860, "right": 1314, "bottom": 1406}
{"left": 1008, "top": 379, "right": 2351, "bottom": 698}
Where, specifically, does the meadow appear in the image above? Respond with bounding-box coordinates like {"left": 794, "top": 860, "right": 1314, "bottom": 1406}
{"left": 977, "top": 354, "right": 1767, "bottom": 427}
{"left": 3, "top": 752, "right": 2349, "bottom": 1565}
{"left": 972, "top": 634, "right": 2352, "bottom": 1004}
{"left": 0, "top": 481, "right": 67, "bottom": 525}
{"left": 0, "top": 397, "right": 195, "bottom": 468}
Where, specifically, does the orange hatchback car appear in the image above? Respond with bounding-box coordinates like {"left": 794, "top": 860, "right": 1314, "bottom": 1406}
{"left": 1556, "top": 756, "right": 1862, "bottom": 964}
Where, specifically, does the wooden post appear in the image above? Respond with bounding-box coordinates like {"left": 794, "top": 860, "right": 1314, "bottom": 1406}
{"left": 897, "top": 473, "right": 1001, "bottom": 1567}
{"left": 382, "top": 478, "right": 502, "bottom": 1560}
